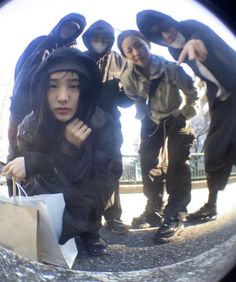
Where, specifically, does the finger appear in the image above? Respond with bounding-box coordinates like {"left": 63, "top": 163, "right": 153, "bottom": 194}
{"left": 79, "top": 128, "right": 92, "bottom": 140}
{"left": 73, "top": 126, "right": 91, "bottom": 141}
{"left": 189, "top": 45, "right": 199, "bottom": 60}
{"left": 66, "top": 118, "right": 80, "bottom": 130}
{"left": 177, "top": 47, "right": 188, "bottom": 65}
{"left": 70, "top": 123, "right": 87, "bottom": 136}
{"left": 197, "top": 46, "right": 207, "bottom": 61}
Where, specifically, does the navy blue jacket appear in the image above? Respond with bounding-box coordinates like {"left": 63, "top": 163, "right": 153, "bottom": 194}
{"left": 137, "top": 10, "right": 236, "bottom": 109}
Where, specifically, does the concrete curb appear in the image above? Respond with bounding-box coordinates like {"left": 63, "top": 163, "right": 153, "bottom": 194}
{"left": 120, "top": 175, "right": 236, "bottom": 194}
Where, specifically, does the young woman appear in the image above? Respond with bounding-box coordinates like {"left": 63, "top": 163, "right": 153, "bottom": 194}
{"left": 3, "top": 47, "right": 121, "bottom": 256}
{"left": 118, "top": 30, "right": 198, "bottom": 242}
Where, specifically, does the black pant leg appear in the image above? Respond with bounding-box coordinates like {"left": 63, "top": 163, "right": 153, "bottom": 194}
{"left": 205, "top": 96, "right": 236, "bottom": 192}
{"left": 103, "top": 180, "right": 122, "bottom": 221}
{"left": 164, "top": 115, "right": 194, "bottom": 219}
{"left": 139, "top": 117, "right": 165, "bottom": 212}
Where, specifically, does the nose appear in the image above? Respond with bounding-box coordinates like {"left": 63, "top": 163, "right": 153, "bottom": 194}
{"left": 133, "top": 48, "right": 140, "bottom": 58}
{"left": 161, "top": 32, "right": 173, "bottom": 45}
{"left": 57, "top": 87, "right": 69, "bottom": 103}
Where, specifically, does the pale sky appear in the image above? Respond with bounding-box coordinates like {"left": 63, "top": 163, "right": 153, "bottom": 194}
{"left": 0, "top": 0, "right": 236, "bottom": 156}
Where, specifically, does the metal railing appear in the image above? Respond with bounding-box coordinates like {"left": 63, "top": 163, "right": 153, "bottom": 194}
{"left": 120, "top": 153, "right": 236, "bottom": 184}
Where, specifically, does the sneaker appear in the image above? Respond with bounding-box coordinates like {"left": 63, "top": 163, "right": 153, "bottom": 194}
{"left": 187, "top": 203, "right": 217, "bottom": 221}
{"left": 104, "top": 219, "right": 129, "bottom": 234}
{"left": 153, "top": 218, "right": 184, "bottom": 243}
{"left": 132, "top": 210, "right": 163, "bottom": 229}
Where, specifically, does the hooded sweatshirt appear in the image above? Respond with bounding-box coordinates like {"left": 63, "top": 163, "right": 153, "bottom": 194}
{"left": 137, "top": 10, "right": 236, "bottom": 109}
{"left": 11, "top": 13, "right": 86, "bottom": 123}
{"left": 82, "top": 20, "right": 133, "bottom": 117}
{"left": 17, "top": 47, "right": 121, "bottom": 184}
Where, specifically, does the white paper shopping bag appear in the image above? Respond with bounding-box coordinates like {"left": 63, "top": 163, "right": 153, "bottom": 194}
{"left": 19, "top": 193, "right": 78, "bottom": 269}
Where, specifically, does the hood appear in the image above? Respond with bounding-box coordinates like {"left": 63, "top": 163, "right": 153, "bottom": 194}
{"left": 48, "top": 13, "right": 86, "bottom": 47}
{"left": 30, "top": 47, "right": 101, "bottom": 113}
{"left": 136, "top": 10, "right": 179, "bottom": 46}
{"left": 82, "top": 20, "right": 115, "bottom": 54}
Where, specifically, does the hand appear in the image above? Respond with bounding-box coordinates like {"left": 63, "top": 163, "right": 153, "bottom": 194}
{"left": 65, "top": 118, "right": 91, "bottom": 148}
{"left": 178, "top": 39, "right": 207, "bottom": 65}
{"left": 2, "top": 157, "right": 26, "bottom": 181}
{"left": 181, "top": 104, "right": 196, "bottom": 120}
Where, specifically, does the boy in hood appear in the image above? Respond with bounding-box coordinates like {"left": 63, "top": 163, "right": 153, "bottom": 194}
{"left": 137, "top": 9, "right": 236, "bottom": 221}
{"left": 3, "top": 47, "right": 121, "bottom": 256}
{"left": 8, "top": 13, "right": 86, "bottom": 162}
{"left": 82, "top": 20, "right": 133, "bottom": 234}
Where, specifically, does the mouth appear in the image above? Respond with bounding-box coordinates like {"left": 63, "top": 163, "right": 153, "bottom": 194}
{"left": 55, "top": 107, "right": 71, "bottom": 115}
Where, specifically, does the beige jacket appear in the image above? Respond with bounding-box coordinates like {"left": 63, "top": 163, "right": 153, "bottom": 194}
{"left": 120, "top": 55, "right": 198, "bottom": 124}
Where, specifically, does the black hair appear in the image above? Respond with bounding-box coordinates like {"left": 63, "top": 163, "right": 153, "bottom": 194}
{"left": 117, "top": 30, "right": 151, "bottom": 57}
{"left": 32, "top": 70, "right": 94, "bottom": 142}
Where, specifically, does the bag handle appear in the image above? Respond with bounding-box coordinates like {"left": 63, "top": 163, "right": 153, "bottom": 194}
{"left": 12, "top": 177, "right": 28, "bottom": 204}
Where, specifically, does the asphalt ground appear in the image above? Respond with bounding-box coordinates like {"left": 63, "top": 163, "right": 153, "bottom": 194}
{"left": 72, "top": 182, "right": 236, "bottom": 274}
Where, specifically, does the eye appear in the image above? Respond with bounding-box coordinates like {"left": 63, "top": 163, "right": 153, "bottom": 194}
{"left": 135, "top": 42, "right": 145, "bottom": 49}
{"left": 126, "top": 49, "right": 132, "bottom": 54}
{"left": 48, "top": 82, "right": 58, "bottom": 89}
{"left": 69, "top": 83, "right": 80, "bottom": 90}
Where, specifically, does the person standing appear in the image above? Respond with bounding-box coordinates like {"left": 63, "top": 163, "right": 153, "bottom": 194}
{"left": 82, "top": 20, "right": 133, "bottom": 234}
{"left": 117, "top": 30, "right": 198, "bottom": 242}
{"left": 137, "top": 9, "right": 236, "bottom": 221}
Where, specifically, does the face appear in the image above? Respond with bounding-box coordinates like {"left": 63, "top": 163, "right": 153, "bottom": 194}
{"left": 150, "top": 24, "right": 178, "bottom": 46}
{"left": 91, "top": 31, "right": 111, "bottom": 53}
{"left": 60, "top": 22, "right": 80, "bottom": 39}
{"left": 121, "top": 35, "right": 151, "bottom": 69}
{"left": 47, "top": 71, "right": 80, "bottom": 122}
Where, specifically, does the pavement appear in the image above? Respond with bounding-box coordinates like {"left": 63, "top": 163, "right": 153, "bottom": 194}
{"left": 119, "top": 181, "right": 236, "bottom": 226}
{"left": 0, "top": 181, "right": 236, "bottom": 281}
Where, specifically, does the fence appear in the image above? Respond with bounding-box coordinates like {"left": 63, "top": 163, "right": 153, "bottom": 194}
{"left": 120, "top": 153, "right": 236, "bottom": 184}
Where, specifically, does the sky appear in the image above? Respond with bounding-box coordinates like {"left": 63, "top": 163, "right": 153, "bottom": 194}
{"left": 0, "top": 0, "right": 236, "bottom": 156}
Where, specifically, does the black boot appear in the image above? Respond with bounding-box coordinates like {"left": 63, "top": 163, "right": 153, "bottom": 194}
{"left": 153, "top": 217, "right": 184, "bottom": 243}
{"left": 80, "top": 231, "right": 108, "bottom": 256}
{"left": 187, "top": 203, "right": 217, "bottom": 221}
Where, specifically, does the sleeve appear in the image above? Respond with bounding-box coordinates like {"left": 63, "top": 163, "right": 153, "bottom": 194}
{"left": 17, "top": 116, "right": 61, "bottom": 179}
{"left": 98, "top": 78, "right": 134, "bottom": 111}
{"left": 170, "top": 63, "right": 198, "bottom": 105}
{"left": 168, "top": 63, "right": 198, "bottom": 120}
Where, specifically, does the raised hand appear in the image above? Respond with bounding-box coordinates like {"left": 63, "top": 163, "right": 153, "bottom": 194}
{"left": 178, "top": 39, "right": 207, "bottom": 65}
{"left": 65, "top": 118, "right": 92, "bottom": 148}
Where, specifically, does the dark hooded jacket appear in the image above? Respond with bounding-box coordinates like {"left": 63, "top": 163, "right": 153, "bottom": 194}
{"left": 15, "top": 47, "right": 120, "bottom": 242}
{"left": 82, "top": 20, "right": 133, "bottom": 118}
{"left": 82, "top": 20, "right": 114, "bottom": 60}
{"left": 137, "top": 10, "right": 236, "bottom": 109}
{"left": 11, "top": 13, "right": 86, "bottom": 123}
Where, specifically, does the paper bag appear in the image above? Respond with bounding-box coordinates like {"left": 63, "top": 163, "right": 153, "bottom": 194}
{"left": 0, "top": 193, "right": 78, "bottom": 269}
{"left": 0, "top": 201, "right": 38, "bottom": 261}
